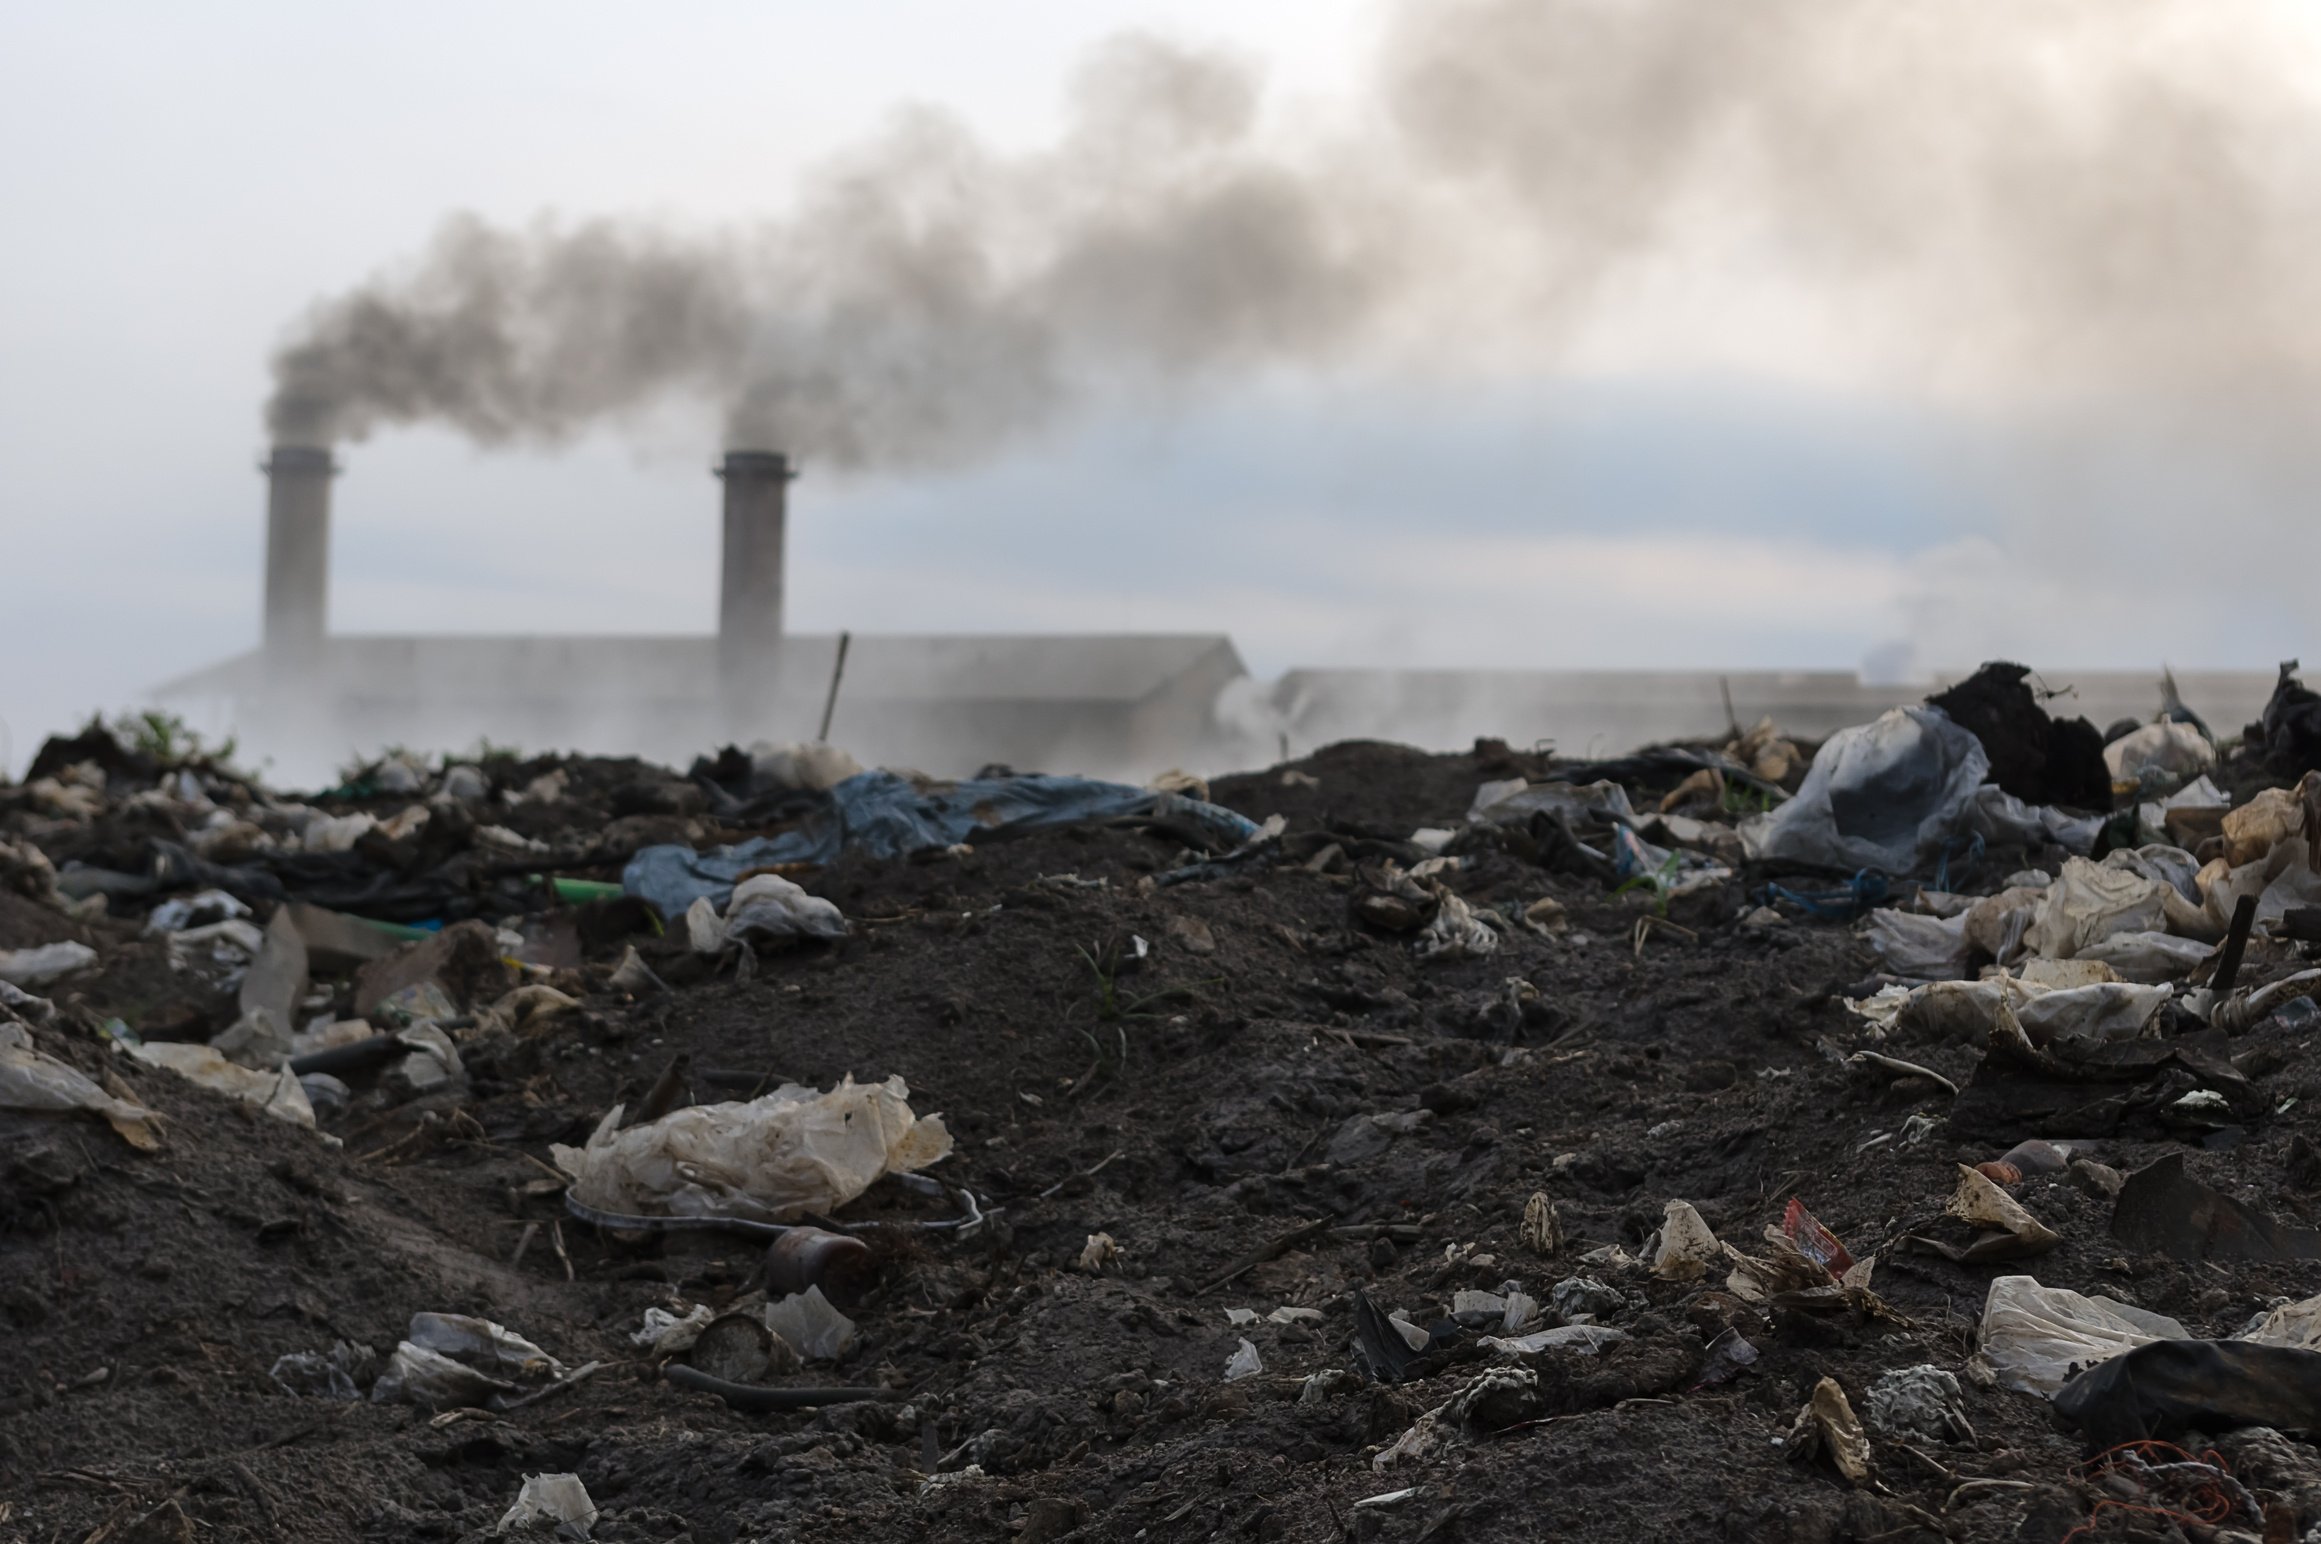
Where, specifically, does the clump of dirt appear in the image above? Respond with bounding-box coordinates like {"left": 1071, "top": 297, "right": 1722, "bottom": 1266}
{"left": 1927, "top": 662, "right": 2112, "bottom": 810}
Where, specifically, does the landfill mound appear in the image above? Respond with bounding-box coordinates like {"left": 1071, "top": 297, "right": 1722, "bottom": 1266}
{"left": 7, "top": 667, "right": 2321, "bottom": 1543}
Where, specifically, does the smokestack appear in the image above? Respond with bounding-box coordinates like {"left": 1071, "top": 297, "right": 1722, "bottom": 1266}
{"left": 261, "top": 445, "right": 336, "bottom": 655}
{"left": 717, "top": 451, "right": 794, "bottom": 697}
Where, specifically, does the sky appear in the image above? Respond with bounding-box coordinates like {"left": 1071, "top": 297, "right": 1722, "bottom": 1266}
{"left": 2, "top": 0, "right": 2317, "bottom": 777}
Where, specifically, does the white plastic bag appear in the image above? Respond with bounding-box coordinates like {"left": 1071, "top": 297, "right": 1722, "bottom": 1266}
{"left": 1973, "top": 1275, "right": 2188, "bottom": 1396}
{"left": 552, "top": 1074, "right": 951, "bottom": 1222}
{"left": 2105, "top": 722, "right": 2215, "bottom": 784}
{"left": 2077, "top": 930, "right": 2212, "bottom": 984}
{"left": 2025, "top": 857, "right": 2172, "bottom": 960}
{"left": 1741, "top": 708, "right": 1988, "bottom": 874}
{"left": 1864, "top": 910, "right": 1974, "bottom": 979}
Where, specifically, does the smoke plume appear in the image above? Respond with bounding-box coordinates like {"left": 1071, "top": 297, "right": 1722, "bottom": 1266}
{"left": 269, "top": 1, "right": 2321, "bottom": 462}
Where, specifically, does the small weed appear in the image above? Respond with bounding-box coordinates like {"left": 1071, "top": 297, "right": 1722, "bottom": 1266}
{"left": 108, "top": 709, "right": 238, "bottom": 772}
{"left": 1611, "top": 851, "right": 1684, "bottom": 918}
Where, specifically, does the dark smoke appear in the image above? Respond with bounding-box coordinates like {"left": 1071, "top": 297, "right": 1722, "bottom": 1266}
{"left": 269, "top": 3, "right": 2321, "bottom": 462}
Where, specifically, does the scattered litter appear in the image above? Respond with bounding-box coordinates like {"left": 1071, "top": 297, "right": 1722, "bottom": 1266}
{"left": 1223, "top": 1338, "right": 1263, "bottom": 1382}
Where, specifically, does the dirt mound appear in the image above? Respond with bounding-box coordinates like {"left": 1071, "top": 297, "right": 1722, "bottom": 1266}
{"left": 5, "top": 726, "right": 2319, "bottom": 1541}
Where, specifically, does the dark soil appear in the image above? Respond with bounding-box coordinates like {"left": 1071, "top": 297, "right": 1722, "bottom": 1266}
{"left": 5, "top": 737, "right": 2320, "bottom": 1544}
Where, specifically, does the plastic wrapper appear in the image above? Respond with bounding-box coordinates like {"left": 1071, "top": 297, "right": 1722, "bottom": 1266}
{"left": 552, "top": 1073, "right": 952, "bottom": 1223}
{"left": 1741, "top": 707, "right": 1988, "bottom": 874}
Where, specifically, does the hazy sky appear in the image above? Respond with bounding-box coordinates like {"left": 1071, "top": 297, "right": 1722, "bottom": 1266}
{"left": 4, "top": 0, "right": 2318, "bottom": 776}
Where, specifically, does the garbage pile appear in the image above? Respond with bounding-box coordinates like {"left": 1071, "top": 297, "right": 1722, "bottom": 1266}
{"left": 5, "top": 664, "right": 2321, "bottom": 1542}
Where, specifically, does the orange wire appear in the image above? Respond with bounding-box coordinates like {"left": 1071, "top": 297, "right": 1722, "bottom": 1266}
{"left": 2057, "top": 1441, "right": 2239, "bottom": 1542}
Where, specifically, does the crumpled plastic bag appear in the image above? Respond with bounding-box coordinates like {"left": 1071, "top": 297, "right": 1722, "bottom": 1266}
{"left": 2195, "top": 842, "right": 2321, "bottom": 934}
{"left": 128, "top": 1041, "right": 315, "bottom": 1127}
{"left": 1885, "top": 976, "right": 2172, "bottom": 1045}
{"left": 2077, "top": 930, "right": 2214, "bottom": 984}
{"left": 2106, "top": 721, "right": 2216, "bottom": 784}
{"left": 2026, "top": 856, "right": 2174, "bottom": 960}
{"left": 1470, "top": 779, "right": 1637, "bottom": 830}
{"left": 1962, "top": 784, "right": 2106, "bottom": 856}
{"left": 1742, "top": 708, "right": 1989, "bottom": 874}
{"left": 685, "top": 874, "right": 849, "bottom": 954}
{"left": 1864, "top": 909, "right": 1974, "bottom": 979}
{"left": 552, "top": 1074, "right": 951, "bottom": 1223}
{"left": 2222, "top": 774, "right": 2318, "bottom": 867}
{"left": 1973, "top": 1275, "right": 2189, "bottom": 1396}
{"left": 373, "top": 1313, "right": 565, "bottom": 1410}
{"left": 0, "top": 1021, "right": 162, "bottom": 1149}
{"left": 496, "top": 1473, "right": 597, "bottom": 1537}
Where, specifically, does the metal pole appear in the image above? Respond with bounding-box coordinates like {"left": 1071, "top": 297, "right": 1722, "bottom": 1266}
{"left": 817, "top": 630, "right": 851, "bottom": 742}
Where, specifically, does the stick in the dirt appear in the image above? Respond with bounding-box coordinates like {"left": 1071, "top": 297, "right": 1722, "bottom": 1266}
{"left": 510, "top": 1221, "right": 539, "bottom": 1268}
{"left": 550, "top": 1219, "right": 574, "bottom": 1281}
{"left": 2213, "top": 893, "right": 2260, "bottom": 996}
{"left": 1195, "top": 1217, "right": 1333, "bottom": 1296}
{"left": 818, "top": 629, "right": 851, "bottom": 742}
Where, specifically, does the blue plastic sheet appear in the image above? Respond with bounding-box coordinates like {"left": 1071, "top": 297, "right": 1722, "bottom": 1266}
{"left": 623, "top": 770, "right": 1261, "bottom": 915}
